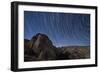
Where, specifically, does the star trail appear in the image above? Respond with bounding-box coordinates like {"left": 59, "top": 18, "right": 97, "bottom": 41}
{"left": 24, "top": 11, "right": 90, "bottom": 47}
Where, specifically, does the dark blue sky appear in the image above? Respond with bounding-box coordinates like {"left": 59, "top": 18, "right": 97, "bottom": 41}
{"left": 24, "top": 11, "right": 90, "bottom": 47}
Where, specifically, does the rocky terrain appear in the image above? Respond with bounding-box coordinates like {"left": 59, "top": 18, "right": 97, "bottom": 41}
{"left": 24, "top": 33, "right": 90, "bottom": 62}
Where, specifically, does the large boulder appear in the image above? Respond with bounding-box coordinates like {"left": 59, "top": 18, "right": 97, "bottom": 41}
{"left": 24, "top": 33, "right": 58, "bottom": 61}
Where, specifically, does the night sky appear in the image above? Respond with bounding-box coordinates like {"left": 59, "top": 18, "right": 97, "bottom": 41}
{"left": 24, "top": 11, "right": 90, "bottom": 47}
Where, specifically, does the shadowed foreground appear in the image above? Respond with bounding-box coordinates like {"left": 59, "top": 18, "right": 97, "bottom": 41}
{"left": 24, "top": 33, "right": 90, "bottom": 62}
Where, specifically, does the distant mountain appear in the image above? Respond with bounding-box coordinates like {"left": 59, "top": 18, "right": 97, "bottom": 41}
{"left": 24, "top": 33, "right": 90, "bottom": 62}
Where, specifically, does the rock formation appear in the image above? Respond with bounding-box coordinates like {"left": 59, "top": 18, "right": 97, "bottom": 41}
{"left": 24, "top": 33, "right": 90, "bottom": 62}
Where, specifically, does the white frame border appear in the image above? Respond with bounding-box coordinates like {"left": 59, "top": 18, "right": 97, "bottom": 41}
{"left": 18, "top": 5, "right": 96, "bottom": 69}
